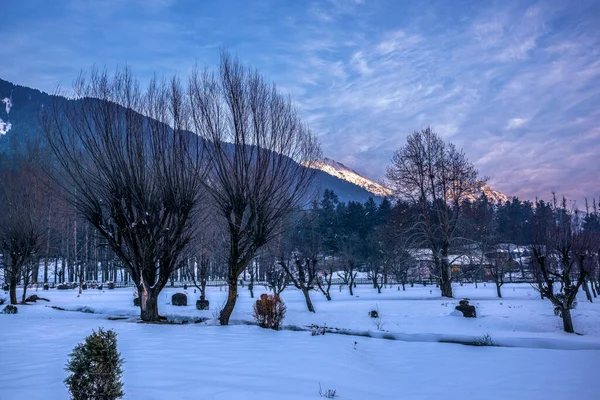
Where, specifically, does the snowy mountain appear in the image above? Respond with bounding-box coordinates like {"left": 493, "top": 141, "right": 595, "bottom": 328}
{"left": 465, "top": 181, "right": 511, "bottom": 204}
{"left": 306, "top": 158, "right": 392, "bottom": 198}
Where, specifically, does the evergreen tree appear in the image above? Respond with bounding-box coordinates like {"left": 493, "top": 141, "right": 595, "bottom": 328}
{"left": 65, "top": 328, "right": 124, "bottom": 400}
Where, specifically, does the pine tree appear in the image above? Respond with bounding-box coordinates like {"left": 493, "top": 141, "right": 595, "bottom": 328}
{"left": 65, "top": 328, "right": 124, "bottom": 400}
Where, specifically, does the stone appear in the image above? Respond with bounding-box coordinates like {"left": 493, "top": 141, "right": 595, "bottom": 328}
{"left": 368, "top": 310, "right": 379, "bottom": 318}
{"left": 172, "top": 293, "right": 187, "bottom": 306}
{"left": 196, "top": 299, "right": 210, "bottom": 310}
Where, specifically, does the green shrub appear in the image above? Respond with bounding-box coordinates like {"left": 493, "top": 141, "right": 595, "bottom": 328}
{"left": 64, "top": 328, "right": 124, "bottom": 400}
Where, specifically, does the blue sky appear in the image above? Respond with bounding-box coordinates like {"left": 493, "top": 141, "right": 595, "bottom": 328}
{"left": 2, "top": 0, "right": 599, "bottom": 204}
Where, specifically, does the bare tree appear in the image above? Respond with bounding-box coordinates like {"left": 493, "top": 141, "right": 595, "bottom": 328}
{"left": 42, "top": 69, "right": 206, "bottom": 321}
{"left": 189, "top": 52, "right": 321, "bottom": 325}
{"left": 386, "top": 127, "right": 479, "bottom": 297}
{"left": 0, "top": 151, "right": 46, "bottom": 304}
{"left": 279, "top": 256, "right": 317, "bottom": 312}
{"left": 316, "top": 261, "right": 334, "bottom": 300}
{"left": 487, "top": 248, "right": 511, "bottom": 298}
{"left": 265, "top": 263, "right": 288, "bottom": 296}
{"left": 333, "top": 230, "right": 361, "bottom": 296}
{"left": 278, "top": 206, "right": 321, "bottom": 312}
{"left": 530, "top": 196, "right": 593, "bottom": 333}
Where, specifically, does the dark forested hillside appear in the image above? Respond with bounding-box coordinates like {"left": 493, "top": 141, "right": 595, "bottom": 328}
{"left": 0, "top": 78, "right": 378, "bottom": 203}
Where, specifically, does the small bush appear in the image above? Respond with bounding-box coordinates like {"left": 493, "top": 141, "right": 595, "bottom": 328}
{"left": 473, "top": 333, "right": 495, "bottom": 347}
{"left": 0, "top": 297, "right": 6, "bottom": 306}
{"left": 253, "top": 293, "right": 286, "bottom": 330}
{"left": 171, "top": 293, "right": 187, "bottom": 306}
{"left": 311, "top": 325, "right": 326, "bottom": 336}
{"left": 2, "top": 304, "right": 18, "bottom": 314}
{"left": 65, "top": 328, "right": 124, "bottom": 400}
{"left": 2, "top": 284, "right": 9, "bottom": 291}
{"left": 370, "top": 306, "right": 384, "bottom": 330}
{"left": 319, "top": 383, "right": 338, "bottom": 398}
{"left": 43, "top": 283, "right": 49, "bottom": 290}
{"left": 196, "top": 299, "right": 210, "bottom": 310}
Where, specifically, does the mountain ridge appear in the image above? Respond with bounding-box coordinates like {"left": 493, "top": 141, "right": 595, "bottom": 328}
{"left": 308, "top": 157, "right": 511, "bottom": 203}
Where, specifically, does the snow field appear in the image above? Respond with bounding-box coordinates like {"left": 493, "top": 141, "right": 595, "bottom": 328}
{"left": 1, "top": 283, "right": 598, "bottom": 399}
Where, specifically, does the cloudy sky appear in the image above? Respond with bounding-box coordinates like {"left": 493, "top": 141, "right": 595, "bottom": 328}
{"left": 2, "top": 0, "right": 599, "bottom": 204}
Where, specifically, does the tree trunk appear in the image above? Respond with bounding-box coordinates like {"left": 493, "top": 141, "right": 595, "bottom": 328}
{"left": 440, "top": 256, "right": 453, "bottom": 298}
{"left": 496, "top": 282, "right": 502, "bottom": 298}
{"left": 348, "top": 281, "right": 354, "bottom": 296}
{"left": 562, "top": 307, "right": 574, "bottom": 333}
{"left": 301, "top": 287, "right": 315, "bottom": 313}
{"left": 9, "top": 278, "right": 18, "bottom": 305}
{"left": 21, "top": 282, "right": 29, "bottom": 304}
{"left": 219, "top": 277, "right": 238, "bottom": 326}
{"left": 582, "top": 279, "right": 593, "bottom": 303}
{"left": 138, "top": 285, "right": 160, "bottom": 322}
{"left": 43, "top": 259, "right": 49, "bottom": 284}
{"left": 402, "top": 282, "right": 406, "bottom": 291}
{"left": 200, "top": 280, "right": 207, "bottom": 301}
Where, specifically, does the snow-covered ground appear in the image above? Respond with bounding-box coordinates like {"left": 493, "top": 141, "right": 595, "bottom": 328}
{"left": 1, "top": 283, "right": 598, "bottom": 399}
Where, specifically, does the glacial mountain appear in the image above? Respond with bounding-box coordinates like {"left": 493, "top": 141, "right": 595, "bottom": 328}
{"left": 306, "top": 158, "right": 392, "bottom": 198}
{"left": 0, "top": 78, "right": 380, "bottom": 204}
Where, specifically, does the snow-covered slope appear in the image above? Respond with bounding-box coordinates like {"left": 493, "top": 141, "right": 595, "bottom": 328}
{"left": 465, "top": 181, "right": 511, "bottom": 204}
{"left": 307, "top": 158, "right": 392, "bottom": 198}
{"left": 306, "top": 159, "right": 510, "bottom": 203}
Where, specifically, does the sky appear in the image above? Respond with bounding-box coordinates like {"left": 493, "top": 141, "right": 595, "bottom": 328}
{"left": 2, "top": 0, "right": 599, "bottom": 205}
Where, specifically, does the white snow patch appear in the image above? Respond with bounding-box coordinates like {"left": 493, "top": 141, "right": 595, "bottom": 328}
{"left": 0, "top": 117, "right": 11, "bottom": 135}
{"left": 2, "top": 97, "right": 12, "bottom": 114}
